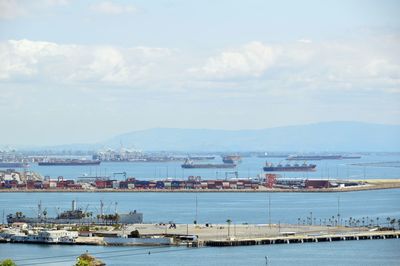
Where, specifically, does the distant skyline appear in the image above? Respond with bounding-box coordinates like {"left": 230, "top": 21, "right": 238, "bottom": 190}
{"left": 1, "top": 0, "right": 399, "bottom": 145}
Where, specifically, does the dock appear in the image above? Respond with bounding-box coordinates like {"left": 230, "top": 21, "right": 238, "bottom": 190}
{"left": 201, "top": 231, "right": 400, "bottom": 247}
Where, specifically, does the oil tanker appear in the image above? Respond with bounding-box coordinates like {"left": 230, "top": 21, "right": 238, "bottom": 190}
{"left": 181, "top": 159, "right": 236, "bottom": 169}
{"left": 263, "top": 161, "right": 316, "bottom": 172}
{"left": 38, "top": 159, "right": 101, "bottom": 166}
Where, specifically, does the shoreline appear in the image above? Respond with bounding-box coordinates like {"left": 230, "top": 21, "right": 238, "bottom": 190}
{"left": 1, "top": 223, "right": 399, "bottom": 247}
{"left": 1, "top": 179, "right": 400, "bottom": 193}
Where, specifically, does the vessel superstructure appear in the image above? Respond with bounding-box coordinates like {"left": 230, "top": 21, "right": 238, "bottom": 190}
{"left": 222, "top": 155, "right": 242, "bottom": 164}
{"left": 7, "top": 200, "right": 142, "bottom": 225}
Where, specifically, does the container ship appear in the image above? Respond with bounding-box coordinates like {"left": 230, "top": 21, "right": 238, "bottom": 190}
{"left": 7, "top": 200, "right": 142, "bottom": 225}
{"left": 38, "top": 159, "right": 101, "bottom": 166}
{"left": 181, "top": 159, "right": 236, "bottom": 169}
{"left": 222, "top": 155, "right": 242, "bottom": 164}
{"left": 263, "top": 161, "right": 316, "bottom": 172}
{"left": 0, "top": 162, "right": 29, "bottom": 168}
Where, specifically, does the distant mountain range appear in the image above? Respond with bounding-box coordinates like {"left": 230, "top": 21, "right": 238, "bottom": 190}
{"left": 100, "top": 122, "right": 400, "bottom": 152}
{"left": 18, "top": 122, "right": 400, "bottom": 152}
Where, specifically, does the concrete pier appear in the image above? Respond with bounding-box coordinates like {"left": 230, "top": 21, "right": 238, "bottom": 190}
{"left": 202, "top": 231, "right": 400, "bottom": 247}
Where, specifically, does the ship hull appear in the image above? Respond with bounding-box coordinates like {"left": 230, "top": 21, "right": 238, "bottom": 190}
{"left": 182, "top": 164, "right": 236, "bottom": 169}
{"left": 38, "top": 161, "right": 101, "bottom": 166}
{"left": 263, "top": 166, "right": 316, "bottom": 172}
{"left": 287, "top": 155, "right": 342, "bottom": 160}
{"left": 0, "top": 162, "right": 29, "bottom": 168}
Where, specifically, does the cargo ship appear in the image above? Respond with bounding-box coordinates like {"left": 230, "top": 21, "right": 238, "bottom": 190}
{"left": 286, "top": 155, "right": 342, "bottom": 161}
{"left": 222, "top": 155, "right": 242, "bottom": 164}
{"left": 7, "top": 200, "right": 142, "bottom": 225}
{"left": 188, "top": 156, "right": 215, "bottom": 160}
{"left": 38, "top": 159, "right": 101, "bottom": 166}
{"left": 342, "top": 155, "right": 362, "bottom": 159}
{"left": 181, "top": 159, "right": 236, "bottom": 169}
{"left": 258, "top": 153, "right": 289, "bottom": 158}
{"left": 263, "top": 161, "right": 316, "bottom": 172}
{"left": 0, "top": 162, "right": 29, "bottom": 168}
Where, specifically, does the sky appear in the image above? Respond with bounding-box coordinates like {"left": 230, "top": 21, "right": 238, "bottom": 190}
{"left": 0, "top": 0, "right": 399, "bottom": 145}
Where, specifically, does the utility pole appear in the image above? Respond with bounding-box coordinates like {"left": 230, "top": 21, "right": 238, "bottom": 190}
{"left": 337, "top": 195, "right": 340, "bottom": 226}
{"left": 195, "top": 193, "right": 198, "bottom": 224}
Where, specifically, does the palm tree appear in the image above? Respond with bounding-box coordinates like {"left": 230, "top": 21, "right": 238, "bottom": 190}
{"left": 390, "top": 219, "right": 396, "bottom": 230}
{"left": 226, "top": 219, "right": 232, "bottom": 238}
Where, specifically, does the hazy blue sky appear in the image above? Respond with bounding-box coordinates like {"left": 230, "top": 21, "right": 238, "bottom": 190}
{"left": 0, "top": 0, "right": 399, "bottom": 145}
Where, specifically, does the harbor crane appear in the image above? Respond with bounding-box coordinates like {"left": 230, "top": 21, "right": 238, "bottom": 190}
{"left": 113, "top": 172, "right": 127, "bottom": 179}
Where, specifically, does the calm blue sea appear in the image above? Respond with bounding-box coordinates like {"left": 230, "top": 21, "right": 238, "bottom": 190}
{"left": 1, "top": 190, "right": 400, "bottom": 225}
{"left": 0, "top": 189, "right": 400, "bottom": 265}
{"left": 1, "top": 153, "right": 399, "bottom": 265}
{"left": 1, "top": 239, "right": 399, "bottom": 266}
{"left": 26, "top": 153, "right": 400, "bottom": 180}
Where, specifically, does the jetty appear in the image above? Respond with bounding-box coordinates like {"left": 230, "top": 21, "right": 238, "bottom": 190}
{"left": 202, "top": 231, "right": 400, "bottom": 247}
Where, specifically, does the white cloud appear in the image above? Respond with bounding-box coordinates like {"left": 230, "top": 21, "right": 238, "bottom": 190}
{"left": 0, "top": 39, "right": 173, "bottom": 85}
{"left": 46, "top": 0, "right": 70, "bottom": 5}
{"left": 1, "top": 35, "right": 399, "bottom": 97}
{"left": 0, "top": 0, "right": 26, "bottom": 19}
{"left": 90, "top": 1, "right": 137, "bottom": 15}
{"left": 0, "top": 0, "right": 70, "bottom": 19}
{"left": 191, "top": 36, "right": 400, "bottom": 94}
{"left": 297, "top": 39, "right": 312, "bottom": 44}
{"left": 191, "top": 42, "right": 277, "bottom": 79}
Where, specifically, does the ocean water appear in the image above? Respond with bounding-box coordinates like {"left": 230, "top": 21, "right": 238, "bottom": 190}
{"left": 1, "top": 239, "right": 400, "bottom": 266}
{"left": 1, "top": 189, "right": 399, "bottom": 225}
{"left": 1, "top": 153, "right": 399, "bottom": 265}
{"left": 23, "top": 153, "right": 400, "bottom": 180}
{"left": 0, "top": 190, "right": 399, "bottom": 265}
